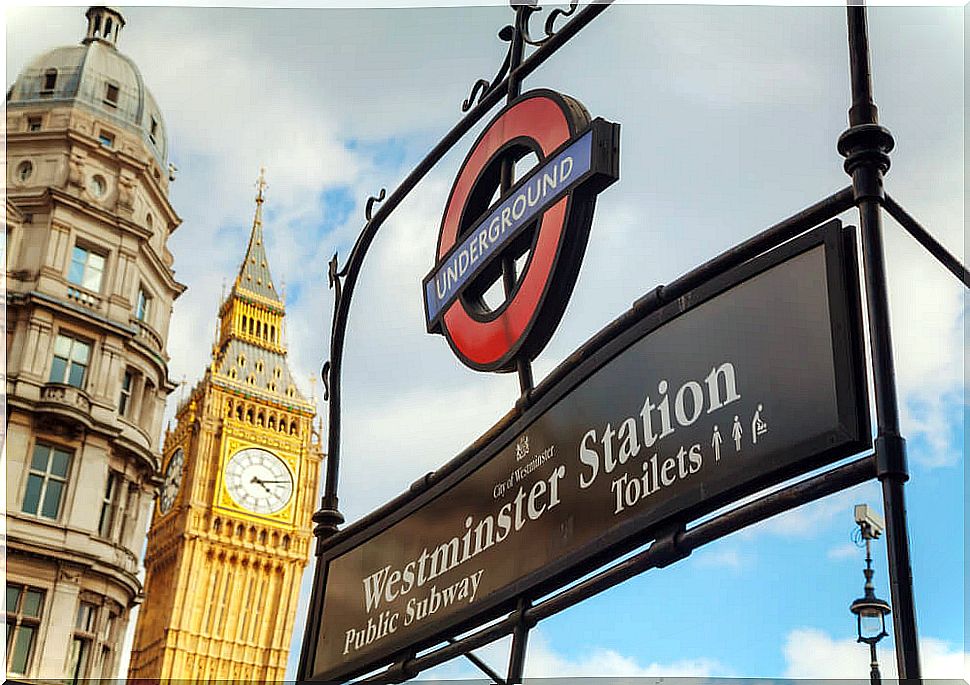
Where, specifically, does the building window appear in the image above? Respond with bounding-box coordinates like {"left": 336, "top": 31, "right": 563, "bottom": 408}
{"left": 16, "top": 160, "right": 33, "bottom": 183}
{"left": 21, "top": 443, "right": 72, "bottom": 520}
{"left": 135, "top": 288, "right": 152, "bottom": 322}
{"left": 88, "top": 174, "right": 106, "bottom": 198}
{"left": 49, "top": 334, "right": 91, "bottom": 388}
{"left": 98, "top": 131, "right": 114, "bottom": 148}
{"left": 117, "top": 483, "right": 138, "bottom": 547}
{"left": 27, "top": 116, "right": 42, "bottom": 132}
{"left": 146, "top": 214, "right": 153, "bottom": 230}
{"left": 68, "top": 245, "right": 106, "bottom": 291}
{"left": 42, "top": 69, "right": 57, "bottom": 92}
{"left": 119, "top": 370, "right": 133, "bottom": 416}
{"left": 68, "top": 601, "right": 97, "bottom": 684}
{"left": 149, "top": 117, "right": 158, "bottom": 144}
{"left": 104, "top": 83, "right": 119, "bottom": 106}
{"left": 98, "top": 472, "right": 119, "bottom": 538}
{"left": 6, "top": 583, "right": 45, "bottom": 675}
{"left": 99, "top": 613, "right": 118, "bottom": 676}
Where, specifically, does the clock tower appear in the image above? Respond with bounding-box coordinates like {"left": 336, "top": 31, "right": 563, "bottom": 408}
{"left": 128, "top": 171, "right": 323, "bottom": 680}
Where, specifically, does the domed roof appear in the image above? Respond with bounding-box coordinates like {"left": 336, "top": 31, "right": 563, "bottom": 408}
{"left": 7, "top": 7, "right": 168, "bottom": 165}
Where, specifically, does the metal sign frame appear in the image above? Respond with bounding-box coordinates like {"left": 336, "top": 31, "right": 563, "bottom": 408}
{"left": 308, "top": 219, "right": 871, "bottom": 682}
{"left": 300, "top": 2, "right": 970, "bottom": 683}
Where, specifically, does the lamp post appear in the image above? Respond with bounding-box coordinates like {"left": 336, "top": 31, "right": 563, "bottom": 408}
{"left": 850, "top": 504, "right": 892, "bottom": 685}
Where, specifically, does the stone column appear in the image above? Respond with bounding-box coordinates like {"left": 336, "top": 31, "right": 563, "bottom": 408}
{"left": 36, "top": 567, "right": 82, "bottom": 679}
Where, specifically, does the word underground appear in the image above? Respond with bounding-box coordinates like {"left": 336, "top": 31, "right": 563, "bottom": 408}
{"left": 343, "top": 463, "right": 568, "bottom": 656}
{"left": 579, "top": 362, "right": 742, "bottom": 513}
{"left": 425, "top": 131, "right": 592, "bottom": 323}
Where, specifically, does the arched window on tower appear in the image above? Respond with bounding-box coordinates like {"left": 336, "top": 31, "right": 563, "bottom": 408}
{"left": 289, "top": 420, "right": 298, "bottom": 435}
{"left": 93, "top": 14, "right": 101, "bottom": 36}
{"left": 104, "top": 17, "right": 113, "bottom": 38}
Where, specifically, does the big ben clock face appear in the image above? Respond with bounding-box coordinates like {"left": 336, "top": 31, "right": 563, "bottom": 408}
{"left": 159, "top": 447, "right": 185, "bottom": 514}
{"left": 224, "top": 447, "right": 294, "bottom": 515}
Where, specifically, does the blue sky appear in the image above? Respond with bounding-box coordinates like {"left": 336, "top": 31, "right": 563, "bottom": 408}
{"left": 6, "top": 2, "right": 965, "bottom": 680}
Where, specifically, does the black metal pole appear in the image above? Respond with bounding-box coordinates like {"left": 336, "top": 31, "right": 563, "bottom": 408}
{"left": 838, "top": 3, "right": 921, "bottom": 679}
{"left": 505, "top": 597, "right": 531, "bottom": 684}
{"left": 503, "top": 4, "right": 535, "bottom": 397}
{"left": 870, "top": 641, "right": 882, "bottom": 685}
{"left": 448, "top": 638, "right": 508, "bottom": 685}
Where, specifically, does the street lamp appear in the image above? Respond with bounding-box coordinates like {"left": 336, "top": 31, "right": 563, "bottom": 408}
{"left": 850, "top": 504, "right": 892, "bottom": 685}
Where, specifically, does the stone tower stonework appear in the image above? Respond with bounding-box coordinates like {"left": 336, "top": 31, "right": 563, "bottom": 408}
{"left": 5, "top": 6, "right": 184, "bottom": 680}
{"left": 127, "top": 172, "right": 323, "bottom": 680}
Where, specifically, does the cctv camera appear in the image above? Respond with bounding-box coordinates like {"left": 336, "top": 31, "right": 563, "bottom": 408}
{"left": 854, "top": 504, "right": 884, "bottom": 539}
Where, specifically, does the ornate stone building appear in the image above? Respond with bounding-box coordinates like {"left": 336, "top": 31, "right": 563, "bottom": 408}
{"left": 127, "top": 173, "right": 323, "bottom": 680}
{"left": 5, "top": 6, "right": 184, "bottom": 681}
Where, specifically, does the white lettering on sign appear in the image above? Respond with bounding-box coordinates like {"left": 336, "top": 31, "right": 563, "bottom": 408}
{"left": 578, "top": 362, "right": 741, "bottom": 489}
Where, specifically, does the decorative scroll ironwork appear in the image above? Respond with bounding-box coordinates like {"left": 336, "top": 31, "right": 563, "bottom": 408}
{"left": 521, "top": 2, "right": 580, "bottom": 47}
{"left": 461, "top": 25, "right": 515, "bottom": 112}
{"left": 365, "top": 188, "right": 387, "bottom": 221}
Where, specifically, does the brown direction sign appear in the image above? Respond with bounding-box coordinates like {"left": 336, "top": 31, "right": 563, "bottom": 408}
{"left": 307, "top": 220, "right": 869, "bottom": 681}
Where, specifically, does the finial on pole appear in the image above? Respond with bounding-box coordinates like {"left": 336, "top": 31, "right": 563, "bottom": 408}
{"left": 256, "top": 166, "right": 268, "bottom": 203}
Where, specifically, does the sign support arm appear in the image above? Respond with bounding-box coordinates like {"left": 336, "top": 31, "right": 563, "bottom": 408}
{"left": 839, "top": 2, "right": 921, "bottom": 679}
{"left": 882, "top": 193, "right": 970, "bottom": 288}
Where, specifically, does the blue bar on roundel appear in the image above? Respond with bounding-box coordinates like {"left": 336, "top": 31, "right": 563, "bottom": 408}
{"left": 425, "top": 130, "right": 594, "bottom": 326}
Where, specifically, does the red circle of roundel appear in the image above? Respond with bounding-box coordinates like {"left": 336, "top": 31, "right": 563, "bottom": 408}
{"left": 434, "top": 90, "right": 595, "bottom": 373}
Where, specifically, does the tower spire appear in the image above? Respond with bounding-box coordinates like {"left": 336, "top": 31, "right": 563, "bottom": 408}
{"left": 231, "top": 167, "right": 280, "bottom": 304}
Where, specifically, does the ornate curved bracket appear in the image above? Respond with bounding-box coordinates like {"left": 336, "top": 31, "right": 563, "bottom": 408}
{"left": 521, "top": 2, "right": 579, "bottom": 47}
{"left": 328, "top": 253, "right": 343, "bottom": 298}
{"left": 321, "top": 361, "right": 331, "bottom": 402}
{"left": 365, "top": 188, "right": 387, "bottom": 221}
{"left": 461, "top": 25, "right": 516, "bottom": 112}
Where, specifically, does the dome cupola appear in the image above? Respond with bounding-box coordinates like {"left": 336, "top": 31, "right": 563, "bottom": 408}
{"left": 6, "top": 6, "right": 168, "bottom": 165}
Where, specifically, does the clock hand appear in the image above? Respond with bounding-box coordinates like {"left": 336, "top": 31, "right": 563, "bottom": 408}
{"left": 250, "top": 476, "right": 273, "bottom": 494}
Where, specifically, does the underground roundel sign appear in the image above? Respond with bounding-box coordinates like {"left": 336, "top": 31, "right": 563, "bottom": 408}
{"left": 423, "top": 89, "right": 620, "bottom": 372}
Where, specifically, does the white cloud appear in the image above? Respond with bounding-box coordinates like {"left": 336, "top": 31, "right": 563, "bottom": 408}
{"left": 417, "top": 629, "right": 730, "bottom": 680}
{"left": 827, "top": 542, "right": 862, "bottom": 561}
{"left": 693, "top": 546, "right": 747, "bottom": 572}
{"left": 783, "top": 628, "right": 970, "bottom": 681}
